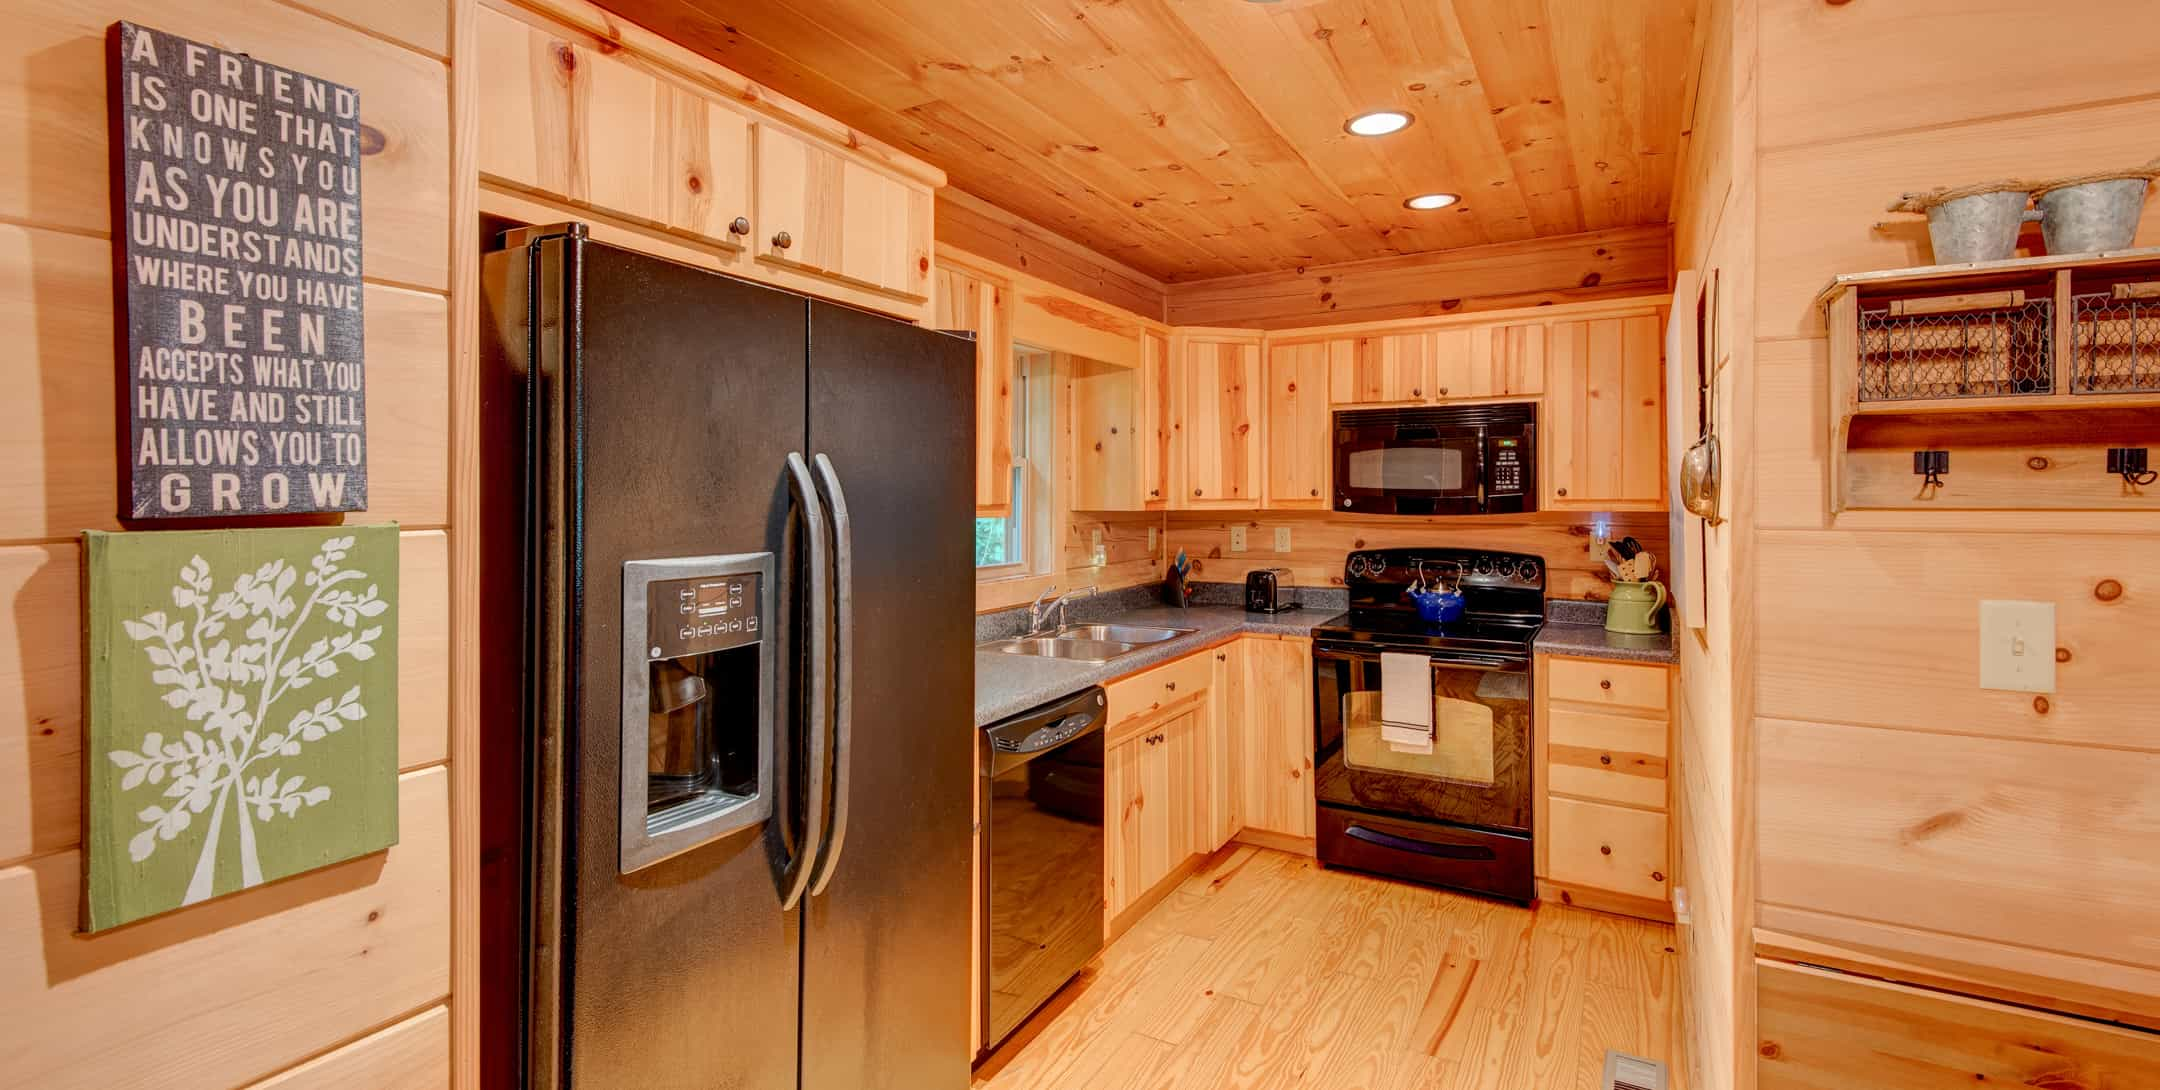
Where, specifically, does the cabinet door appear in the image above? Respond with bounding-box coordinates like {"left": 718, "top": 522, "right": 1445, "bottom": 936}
{"left": 1161, "top": 708, "right": 1209, "bottom": 866}
{"left": 1242, "top": 637, "right": 1315, "bottom": 838}
{"left": 756, "top": 125, "right": 932, "bottom": 300}
{"left": 1546, "top": 314, "right": 1665, "bottom": 508}
{"left": 1179, "top": 338, "right": 1264, "bottom": 506}
{"left": 1329, "top": 331, "right": 1433, "bottom": 404}
{"left": 1443, "top": 323, "right": 1545, "bottom": 399}
{"left": 1264, "top": 341, "right": 1331, "bottom": 508}
{"left": 1105, "top": 729, "right": 1171, "bottom": 919}
{"left": 1209, "top": 641, "right": 1248, "bottom": 847}
{"left": 476, "top": 7, "right": 669, "bottom": 223}
{"left": 665, "top": 88, "right": 753, "bottom": 247}
{"left": 934, "top": 263, "right": 1014, "bottom": 513}
{"left": 1140, "top": 331, "right": 1172, "bottom": 508}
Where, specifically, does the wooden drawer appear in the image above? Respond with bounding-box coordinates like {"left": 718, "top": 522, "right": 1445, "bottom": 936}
{"left": 1547, "top": 797, "right": 1667, "bottom": 901}
{"left": 1104, "top": 650, "right": 1213, "bottom": 737}
{"left": 1546, "top": 706, "right": 1668, "bottom": 809}
{"left": 1546, "top": 656, "right": 1669, "bottom": 712}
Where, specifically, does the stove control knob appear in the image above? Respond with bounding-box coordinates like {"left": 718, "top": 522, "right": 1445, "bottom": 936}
{"left": 1472, "top": 555, "right": 1496, "bottom": 576}
{"left": 1516, "top": 558, "right": 1542, "bottom": 583}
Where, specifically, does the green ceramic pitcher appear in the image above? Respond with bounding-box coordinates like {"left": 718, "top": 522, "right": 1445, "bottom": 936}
{"left": 1604, "top": 580, "right": 1669, "bottom": 634}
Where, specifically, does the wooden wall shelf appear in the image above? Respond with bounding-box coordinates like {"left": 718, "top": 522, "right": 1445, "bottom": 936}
{"left": 1823, "top": 249, "right": 2160, "bottom": 515}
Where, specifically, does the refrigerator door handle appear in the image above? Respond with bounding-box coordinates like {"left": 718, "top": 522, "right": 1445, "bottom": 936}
{"left": 807, "top": 453, "right": 854, "bottom": 896}
{"left": 778, "top": 452, "right": 831, "bottom": 911}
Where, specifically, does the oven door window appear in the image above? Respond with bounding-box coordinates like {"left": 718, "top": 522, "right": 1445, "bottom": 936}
{"left": 1313, "top": 650, "right": 1531, "bottom": 833}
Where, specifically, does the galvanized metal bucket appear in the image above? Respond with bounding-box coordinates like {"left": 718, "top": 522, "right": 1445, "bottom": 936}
{"left": 1925, "top": 190, "right": 2041, "bottom": 263}
{"left": 2036, "top": 177, "right": 2148, "bottom": 255}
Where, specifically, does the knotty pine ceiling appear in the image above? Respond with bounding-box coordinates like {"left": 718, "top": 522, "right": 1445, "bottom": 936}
{"left": 601, "top": 0, "right": 1697, "bottom": 282}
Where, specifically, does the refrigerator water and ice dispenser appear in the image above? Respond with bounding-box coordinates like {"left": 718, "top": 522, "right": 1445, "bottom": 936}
{"left": 619, "top": 554, "right": 775, "bottom": 873}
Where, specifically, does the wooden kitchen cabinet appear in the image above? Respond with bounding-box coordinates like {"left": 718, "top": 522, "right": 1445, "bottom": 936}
{"left": 1105, "top": 706, "right": 1211, "bottom": 920}
{"left": 1239, "top": 636, "right": 1315, "bottom": 840}
{"left": 1139, "top": 331, "right": 1173, "bottom": 508}
{"left": 477, "top": 7, "right": 670, "bottom": 224}
{"left": 1175, "top": 334, "right": 1265, "bottom": 507}
{"left": 756, "top": 125, "right": 932, "bottom": 300}
{"left": 933, "top": 258, "right": 1014, "bottom": 514}
{"left": 665, "top": 87, "right": 754, "bottom": 246}
{"left": 1447, "top": 322, "right": 1547, "bottom": 399}
{"left": 1545, "top": 314, "right": 1666, "bottom": 509}
{"left": 1535, "top": 653, "right": 1675, "bottom": 920}
{"left": 1264, "top": 339, "right": 1332, "bottom": 509}
{"left": 1329, "top": 331, "right": 1432, "bottom": 405}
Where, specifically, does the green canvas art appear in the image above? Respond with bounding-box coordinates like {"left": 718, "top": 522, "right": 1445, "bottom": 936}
{"left": 81, "top": 524, "right": 400, "bottom": 931}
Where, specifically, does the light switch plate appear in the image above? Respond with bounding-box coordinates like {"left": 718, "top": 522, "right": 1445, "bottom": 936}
{"left": 1274, "top": 527, "right": 1292, "bottom": 553}
{"left": 1229, "top": 525, "right": 1248, "bottom": 553}
{"left": 1979, "top": 600, "right": 2055, "bottom": 693}
{"left": 1090, "top": 528, "right": 1105, "bottom": 566}
{"left": 1147, "top": 526, "right": 1158, "bottom": 553}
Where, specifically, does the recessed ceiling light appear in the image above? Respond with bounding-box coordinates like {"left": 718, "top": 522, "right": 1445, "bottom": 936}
{"left": 1345, "top": 111, "right": 1413, "bottom": 137}
{"left": 1404, "top": 192, "right": 1461, "bottom": 211}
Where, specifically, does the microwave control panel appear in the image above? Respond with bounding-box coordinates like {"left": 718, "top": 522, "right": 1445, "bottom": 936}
{"left": 646, "top": 571, "right": 764, "bottom": 659}
{"left": 1487, "top": 436, "right": 1526, "bottom": 495}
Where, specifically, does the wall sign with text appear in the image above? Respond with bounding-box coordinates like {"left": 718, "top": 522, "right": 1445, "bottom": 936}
{"left": 109, "top": 21, "right": 367, "bottom": 519}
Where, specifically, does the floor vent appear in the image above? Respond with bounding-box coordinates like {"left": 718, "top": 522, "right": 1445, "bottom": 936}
{"left": 1601, "top": 1049, "right": 1669, "bottom": 1090}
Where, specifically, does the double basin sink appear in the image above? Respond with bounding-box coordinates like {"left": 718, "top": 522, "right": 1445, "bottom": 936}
{"left": 979, "top": 623, "right": 1195, "bottom": 664}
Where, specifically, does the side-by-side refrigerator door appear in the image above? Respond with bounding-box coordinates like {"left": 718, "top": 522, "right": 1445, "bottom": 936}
{"left": 536, "top": 230, "right": 810, "bottom": 1090}
{"left": 799, "top": 302, "right": 977, "bottom": 1090}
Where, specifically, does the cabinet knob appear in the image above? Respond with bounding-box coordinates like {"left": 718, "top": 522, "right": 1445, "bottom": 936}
{"left": 1310, "top": 488, "right": 1319, "bottom": 497}
{"left": 1600, "top": 679, "right": 1612, "bottom": 690}
{"left": 1651, "top": 871, "right": 1666, "bottom": 883}
{"left": 1216, "top": 653, "right": 1225, "bottom": 661}
{"left": 729, "top": 216, "right": 750, "bottom": 236}
{"left": 1193, "top": 488, "right": 1203, "bottom": 497}
{"left": 1557, "top": 487, "right": 1568, "bottom": 497}
{"left": 1150, "top": 488, "right": 1161, "bottom": 497}
{"left": 772, "top": 230, "right": 793, "bottom": 250}
{"left": 1165, "top": 681, "right": 1177, "bottom": 691}
{"left": 1411, "top": 388, "right": 1422, "bottom": 397}
{"left": 1599, "top": 844, "right": 1613, "bottom": 856}
{"left": 1438, "top": 387, "right": 1449, "bottom": 396}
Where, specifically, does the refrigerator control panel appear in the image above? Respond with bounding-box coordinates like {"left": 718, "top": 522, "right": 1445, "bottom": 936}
{"left": 647, "top": 573, "right": 764, "bottom": 658}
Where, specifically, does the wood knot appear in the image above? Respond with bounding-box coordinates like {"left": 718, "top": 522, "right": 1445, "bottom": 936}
{"left": 1759, "top": 1042, "right": 1782, "bottom": 1060}
{"left": 2027, "top": 456, "right": 2050, "bottom": 471}
{"left": 366, "top": 910, "right": 381, "bottom": 923}
{"left": 357, "top": 124, "right": 387, "bottom": 156}
{"left": 919, "top": 255, "right": 931, "bottom": 274}
{"left": 1903, "top": 810, "right": 1965, "bottom": 843}
{"left": 2055, "top": 646, "right": 2071, "bottom": 663}
{"left": 1580, "top": 272, "right": 1603, "bottom": 288}
{"left": 551, "top": 41, "right": 577, "bottom": 75}
{"left": 685, "top": 173, "right": 703, "bottom": 194}
{"left": 2033, "top": 695, "right": 2051, "bottom": 715}
{"left": 2094, "top": 578, "right": 2124, "bottom": 602}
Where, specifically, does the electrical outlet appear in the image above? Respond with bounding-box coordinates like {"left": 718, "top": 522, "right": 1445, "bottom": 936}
{"left": 1147, "top": 526, "right": 1158, "bottom": 553}
{"left": 1979, "top": 600, "right": 2055, "bottom": 693}
{"left": 1229, "top": 525, "right": 1248, "bottom": 553}
{"left": 1274, "top": 527, "right": 1292, "bottom": 553}
{"left": 1090, "top": 528, "right": 1105, "bottom": 566}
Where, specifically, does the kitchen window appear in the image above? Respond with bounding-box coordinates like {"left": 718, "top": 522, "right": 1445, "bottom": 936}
{"left": 974, "top": 347, "right": 1038, "bottom": 572}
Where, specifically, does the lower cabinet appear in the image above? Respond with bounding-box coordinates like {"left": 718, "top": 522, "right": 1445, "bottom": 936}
{"left": 1238, "top": 636, "right": 1316, "bottom": 840}
{"left": 1534, "top": 653, "right": 1675, "bottom": 919}
{"left": 1104, "top": 706, "right": 1208, "bottom": 920}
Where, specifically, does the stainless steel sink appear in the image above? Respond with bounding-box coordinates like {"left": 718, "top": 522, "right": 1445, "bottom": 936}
{"left": 981, "top": 637, "right": 1138, "bottom": 663}
{"left": 1049, "top": 623, "right": 1193, "bottom": 645}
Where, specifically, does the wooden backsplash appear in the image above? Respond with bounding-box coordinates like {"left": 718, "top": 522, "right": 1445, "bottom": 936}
{"left": 1163, "top": 511, "right": 1671, "bottom": 601}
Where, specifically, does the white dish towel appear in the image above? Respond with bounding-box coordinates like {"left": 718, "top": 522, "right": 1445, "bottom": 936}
{"left": 1379, "top": 652, "right": 1433, "bottom": 751}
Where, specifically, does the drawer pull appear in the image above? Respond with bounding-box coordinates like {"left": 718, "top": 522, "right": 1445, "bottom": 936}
{"left": 1165, "top": 681, "right": 1176, "bottom": 691}
{"left": 1651, "top": 871, "right": 1666, "bottom": 882}
{"left": 1599, "top": 844, "right": 1613, "bottom": 856}
{"left": 729, "top": 216, "right": 750, "bottom": 236}
{"left": 1600, "top": 679, "right": 1612, "bottom": 690}
{"left": 772, "top": 230, "right": 793, "bottom": 250}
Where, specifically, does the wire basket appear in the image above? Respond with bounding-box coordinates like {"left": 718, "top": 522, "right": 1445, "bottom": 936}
{"left": 1856, "top": 298, "right": 2054, "bottom": 401}
{"left": 2070, "top": 291, "right": 2160, "bottom": 393}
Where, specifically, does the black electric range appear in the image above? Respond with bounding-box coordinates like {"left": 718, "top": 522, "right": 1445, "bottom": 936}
{"left": 1309, "top": 547, "right": 1546, "bottom": 903}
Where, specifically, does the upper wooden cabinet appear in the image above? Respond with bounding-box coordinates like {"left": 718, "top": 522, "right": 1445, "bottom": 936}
{"left": 474, "top": 6, "right": 936, "bottom": 320}
{"left": 932, "top": 260, "right": 1013, "bottom": 514}
{"left": 1545, "top": 314, "right": 1666, "bottom": 509}
{"left": 1175, "top": 334, "right": 1265, "bottom": 507}
{"left": 1265, "top": 340, "right": 1331, "bottom": 509}
{"left": 755, "top": 126, "right": 932, "bottom": 300}
{"left": 1140, "top": 331, "right": 1172, "bottom": 508}
{"left": 1450, "top": 323, "right": 1547, "bottom": 399}
{"left": 1329, "top": 331, "right": 1430, "bottom": 405}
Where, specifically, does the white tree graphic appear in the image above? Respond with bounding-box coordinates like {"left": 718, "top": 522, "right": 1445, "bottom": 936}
{"left": 108, "top": 535, "right": 387, "bottom": 905}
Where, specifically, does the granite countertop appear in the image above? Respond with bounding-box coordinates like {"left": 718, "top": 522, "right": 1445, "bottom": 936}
{"left": 973, "top": 601, "right": 1336, "bottom": 727}
{"left": 1532, "top": 599, "right": 1678, "bottom": 665}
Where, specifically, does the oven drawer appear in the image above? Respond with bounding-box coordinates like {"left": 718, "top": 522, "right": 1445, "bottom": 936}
{"left": 1104, "top": 649, "right": 1212, "bottom": 738}
{"left": 1545, "top": 657, "right": 1669, "bottom": 712}
{"left": 1546, "top": 797, "right": 1667, "bottom": 902}
{"left": 1546, "top": 707, "right": 1668, "bottom": 809}
{"left": 1317, "top": 806, "right": 1533, "bottom": 903}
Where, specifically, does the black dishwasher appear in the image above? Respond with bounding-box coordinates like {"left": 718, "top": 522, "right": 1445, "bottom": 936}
{"left": 978, "top": 687, "right": 1106, "bottom": 1052}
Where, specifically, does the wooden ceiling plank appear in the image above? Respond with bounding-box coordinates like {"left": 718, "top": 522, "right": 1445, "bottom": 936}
{"left": 1545, "top": 0, "right": 1691, "bottom": 231}
{"left": 1449, "top": 0, "right": 1588, "bottom": 237}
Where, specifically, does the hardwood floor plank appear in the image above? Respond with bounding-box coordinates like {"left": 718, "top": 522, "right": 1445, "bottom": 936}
{"left": 975, "top": 848, "right": 1684, "bottom": 1090}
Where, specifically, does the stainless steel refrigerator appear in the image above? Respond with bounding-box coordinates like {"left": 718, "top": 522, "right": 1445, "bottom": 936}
{"left": 476, "top": 223, "right": 975, "bottom": 1090}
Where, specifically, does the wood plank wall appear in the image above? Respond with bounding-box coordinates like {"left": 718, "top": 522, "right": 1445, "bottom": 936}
{"left": 1663, "top": 0, "right": 1754, "bottom": 1087}
{"left": 1749, "top": 0, "right": 2160, "bottom": 1042}
{"left": 0, "top": 1, "right": 455, "bottom": 1088}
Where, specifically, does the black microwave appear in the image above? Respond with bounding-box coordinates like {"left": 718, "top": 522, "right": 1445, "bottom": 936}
{"left": 1332, "top": 403, "right": 1536, "bottom": 516}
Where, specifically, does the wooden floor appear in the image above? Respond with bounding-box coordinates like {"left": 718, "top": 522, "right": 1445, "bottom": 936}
{"left": 976, "top": 845, "right": 1683, "bottom": 1090}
